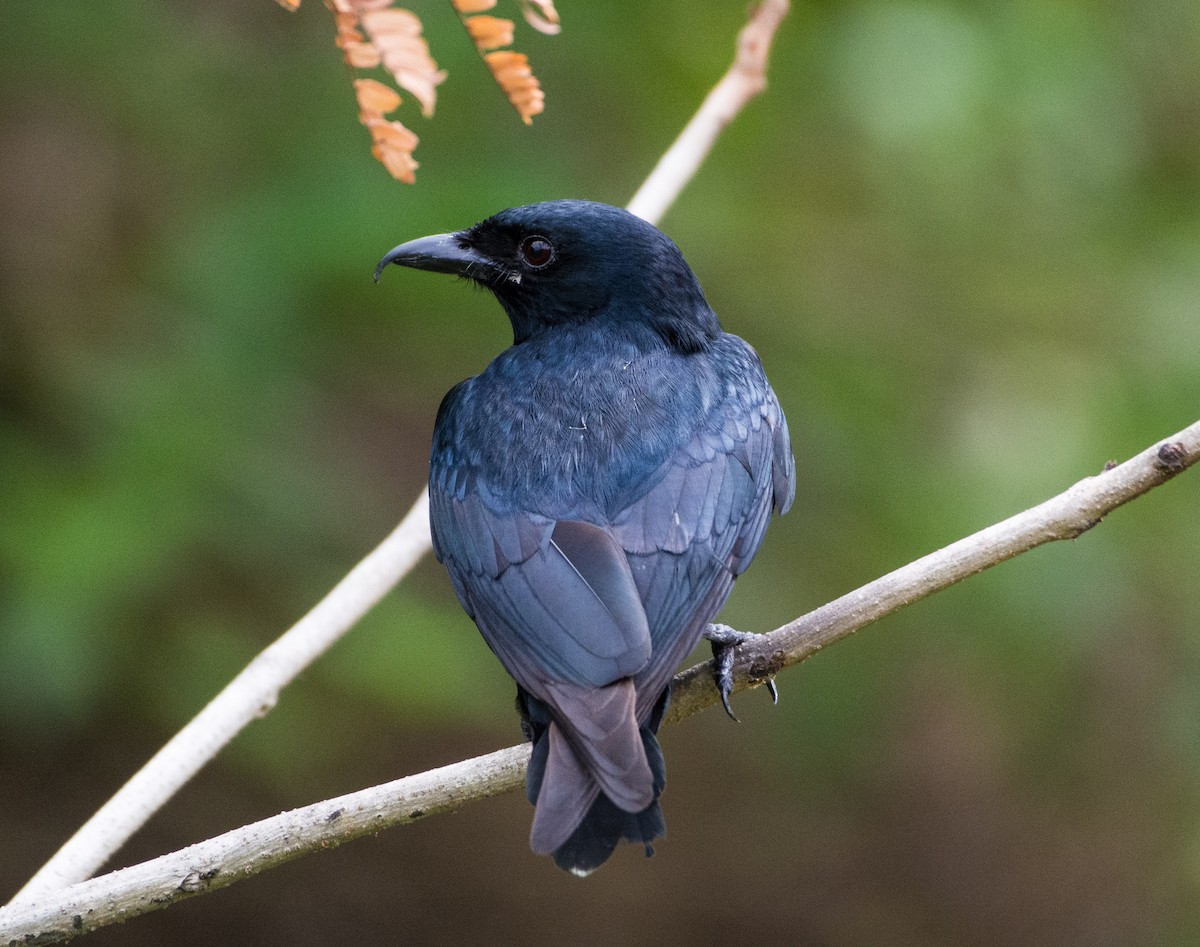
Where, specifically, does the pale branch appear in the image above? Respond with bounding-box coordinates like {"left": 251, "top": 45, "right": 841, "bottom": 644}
{"left": 0, "top": 745, "right": 531, "bottom": 945}
{"left": 9, "top": 492, "right": 431, "bottom": 903}
{"left": 7, "top": 0, "right": 792, "bottom": 905}
{"left": 665, "top": 422, "right": 1200, "bottom": 724}
{"left": 2, "top": 421, "right": 1196, "bottom": 945}
{"left": 626, "top": 0, "right": 789, "bottom": 224}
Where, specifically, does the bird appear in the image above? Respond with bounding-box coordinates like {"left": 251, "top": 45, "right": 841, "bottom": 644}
{"left": 375, "top": 200, "right": 795, "bottom": 875}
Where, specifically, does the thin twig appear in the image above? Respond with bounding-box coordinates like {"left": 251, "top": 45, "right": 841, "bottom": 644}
{"left": 626, "top": 0, "right": 789, "bottom": 224}
{"left": 1, "top": 422, "right": 1195, "bottom": 944}
{"left": 7, "top": 0, "right": 792, "bottom": 905}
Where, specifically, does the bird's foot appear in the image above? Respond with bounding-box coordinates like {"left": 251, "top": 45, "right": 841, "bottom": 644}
{"left": 703, "top": 623, "right": 779, "bottom": 722}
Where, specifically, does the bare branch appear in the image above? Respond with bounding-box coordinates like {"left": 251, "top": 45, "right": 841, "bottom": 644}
{"left": 8, "top": 0, "right": 792, "bottom": 905}
{"left": 0, "top": 745, "right": 529, "bottom": 944}
{"left": 626, "top": 0, "right": 790, "bottom": 224}
{"left": 665, "top": 423, "right": 1200, "bottom": 724}
{"left": 2, "top": 421, "right": 1195, "bottom": 944}
{"left": 10, "top": 494, "right": 431, "bottom": 902}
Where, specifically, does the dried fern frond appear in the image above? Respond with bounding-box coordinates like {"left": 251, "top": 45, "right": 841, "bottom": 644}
{"left": 483, "top": 50, "right": 544, "bottom": 124}
{"left": 454, "top": 1, "right": 553, "bottom": 125}
{"left": 360, "top": 7, "right": 447, "bottom": 118}
{"left": 280, "top": 0, "right": 557, "bottom": 181}
{"left": 353, "top": 77, "right": 420, "bottom": 183}
{"left": 365, "top": 119, "right": 421, "bottom": 183}
{"left": 313, "top": 0, "right": 443, "bottom": 181}
{"left": 463, "top": 15, "right": 515, "bottom": 52}
{"left": 334, "top": 12, "right": 382, "bottom": 68}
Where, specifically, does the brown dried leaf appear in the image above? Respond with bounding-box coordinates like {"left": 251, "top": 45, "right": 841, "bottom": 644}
{"left": 354, "top": 77, "right": 402, "bottom": 117}
{"left": 519, "top": 0, "right": 561, "bottom": 35}
{"left": 360, "top": 8, "right": 447, "bottom": 118}
{"left": 364, "top": 117, "right": 420, "bottom": 184}
{"left": 332, "top": 12, "right": 382, "bottom": 67}
{"left": 451, "top": 0, "right": 555, "bottom": 124}
{"left": 484, "top": 50, "right": 544, "bottom": 124}
{"left": 317, "top": 2, "right": 430, "bottom": 182}
{"left": 342, "top": 40, "right": 382, "bottom": 69}
{"left": 359, "top": 9, "right": 423, "bottom": 46}
{"left": 464, "top": 15, "right": 514, "bottom": 52}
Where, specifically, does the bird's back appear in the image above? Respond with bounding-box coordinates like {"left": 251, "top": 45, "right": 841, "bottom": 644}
{"left": 432, "top": 316, "right": 791, "bottom": 702}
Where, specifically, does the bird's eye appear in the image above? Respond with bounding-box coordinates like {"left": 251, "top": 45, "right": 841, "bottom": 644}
{"left": 519, "top": 235, "right": 555, "bottom": 269}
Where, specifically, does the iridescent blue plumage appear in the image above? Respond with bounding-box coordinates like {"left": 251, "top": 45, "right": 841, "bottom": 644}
{"left": 378, "top": 201, "right": 795, "bottom": 874}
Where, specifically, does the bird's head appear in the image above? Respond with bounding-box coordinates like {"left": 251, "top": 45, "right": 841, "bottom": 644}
{"left": 375, "top": 200, "right": 720, "bottom": 351}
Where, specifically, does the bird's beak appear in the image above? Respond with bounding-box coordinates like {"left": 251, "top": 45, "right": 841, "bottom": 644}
{"left": 374, "top": 232, "right": 492, "bottom": 283}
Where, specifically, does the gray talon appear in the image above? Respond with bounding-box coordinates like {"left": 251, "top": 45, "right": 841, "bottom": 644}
{"left": 704, "top": 623, "right": 776, "bottom": 720}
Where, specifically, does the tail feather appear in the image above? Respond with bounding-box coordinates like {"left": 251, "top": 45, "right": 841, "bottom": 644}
{"left": 520, "top": 685, "right": 669, "bottom": 873}
{"left": 528, "top": 725, "right": 601, "bottom": 854}
{"left": 551, "top": 795, "right": 665, "bottom": 876}
{"left": 543, "top": 679, "right": 652, "bottom": 812}
{"left": 551, "top": 723, "right": 667, "bottom": 876}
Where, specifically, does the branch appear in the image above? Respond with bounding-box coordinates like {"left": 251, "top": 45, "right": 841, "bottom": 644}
{"left": 7, "top": 0, "right": 791, "bottom": 906}
{"left": 626, "top": 0, "right": 789, "bottom": 224}
{"left": 0, "top": 747, "right": 531, "bottom": 946}
{"left": 665, "top": 424, "right": 1200, "bottom": 725}
{"left": 8, "top": 492, "right": 431, "bottom": 903}
{"left": 2, "top": 421, "right": 1195, "bottom": 944}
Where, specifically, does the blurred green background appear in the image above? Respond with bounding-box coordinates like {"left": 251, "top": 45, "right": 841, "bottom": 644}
{"left": 2, "top": 0, "right": 1199, "bottom": 943}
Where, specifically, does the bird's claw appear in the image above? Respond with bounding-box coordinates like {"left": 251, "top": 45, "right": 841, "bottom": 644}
{"left": 704, "top": 623, "right": 778, "bottom": 721}
{"left": 715, "top": 643, "right": 739, "bottom": 722}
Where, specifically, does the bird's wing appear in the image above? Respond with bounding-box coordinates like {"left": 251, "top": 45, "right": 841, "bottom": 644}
{"left": 612, "top": 365, "right": 794, "bottom": 709}
{"left": 429, "top": 484, "right": 653, "bottom": 691}
{"left": 429, "top": 483, "right": 658, "bottom": 819}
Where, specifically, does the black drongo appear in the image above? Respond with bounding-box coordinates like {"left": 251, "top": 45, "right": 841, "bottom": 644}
{"left": 376, "top": 200, "right": 794, "bottom": 874}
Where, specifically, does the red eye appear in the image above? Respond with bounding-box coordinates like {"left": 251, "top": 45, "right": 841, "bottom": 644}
{"left": 519, "top": 235, "right": 555, "bottom": 268}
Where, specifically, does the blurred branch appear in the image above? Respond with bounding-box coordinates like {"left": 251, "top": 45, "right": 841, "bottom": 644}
{"left": 6, "top": 0, "right": 790, "bottom": 908}
{"left": 627, "top": 0, "right": 789, "bottom": 224}
{"left": 8, "top": 492, "right": 433, "bottom": 904}
{"left": 2, "top": 420, "right": 1196, "bottom": 943}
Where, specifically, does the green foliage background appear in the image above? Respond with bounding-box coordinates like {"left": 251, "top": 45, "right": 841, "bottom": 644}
{"left": 2, "top": 1, "right": 1198, "bottom": 943}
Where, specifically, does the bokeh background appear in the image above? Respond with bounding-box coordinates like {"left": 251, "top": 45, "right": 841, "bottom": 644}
{"left": 3, "top": 1, "right": 1199, "bottom": 944}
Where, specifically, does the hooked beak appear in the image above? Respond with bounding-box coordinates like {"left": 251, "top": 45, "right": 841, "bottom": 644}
{"left": 373, "top": 232, "right": 493, "bottom": 283}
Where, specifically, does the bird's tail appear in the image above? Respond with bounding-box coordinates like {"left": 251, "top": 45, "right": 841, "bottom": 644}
{"left": 519, "top": 685, "right": 669, "bottom": 876}
{"left": 547, "top": 724, "right": 666, "bottom": 876}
